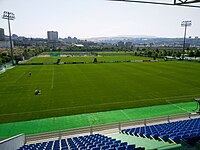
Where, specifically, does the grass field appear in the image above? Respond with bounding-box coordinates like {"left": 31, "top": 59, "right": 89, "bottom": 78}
{"left": 0, "top": 58, "right": 200, "bottom": 124}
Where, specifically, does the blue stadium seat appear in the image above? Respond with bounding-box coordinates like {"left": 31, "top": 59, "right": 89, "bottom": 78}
{"left": 117, "top": 146, "right": 126, "bottom": 150}
{"left": 119, "top": 142, "right": 128, "bottom": 146}
{"left": 106, "top": 148, "right": 115, "bottom": 150}
{"left": 121, "top": 118, "right": 200, "bottom": 146}
{"left": 101, "top": 145, "right": 110, "bottom": 150}
{"left": 18, "top": 133, "right": 144, "bottom": 150}
{"left": 91, "top": 147, "right": 100, "bottom": 150}
{"left": 126, "top": 144, "right": 135, "bottom": 150}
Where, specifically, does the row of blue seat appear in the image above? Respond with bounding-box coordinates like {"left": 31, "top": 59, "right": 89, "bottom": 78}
{"left": 121, "top": 118, "right": 200, "bottom": 145}
{"left": 18, "top": 134, "right": 145, "bottom": 150}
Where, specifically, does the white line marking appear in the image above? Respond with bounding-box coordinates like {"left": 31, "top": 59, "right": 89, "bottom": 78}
{"left": 120, "top": 110, "right": 131, "bottom": 120}
{"left": 166, "top": 100, "right": 190, "bottom": 113}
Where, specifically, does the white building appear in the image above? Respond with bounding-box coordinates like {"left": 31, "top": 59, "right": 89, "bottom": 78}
{"left": 0, "top": 41, "right": 13, "bottom": 48}
{"left": 73, "top": 44, "right": 84, "bottom": 47}
{"left": 47, "top": 31, "right": 58, "bottom": 42}
{"left": 0, "top": 28, "right": 5, "bottom": 41}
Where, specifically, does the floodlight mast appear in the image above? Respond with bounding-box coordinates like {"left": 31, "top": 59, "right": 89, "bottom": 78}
{"left": 181, "top": 21, "right": 191, "bottom": 59}
{"left": 2, "top": 11, "right": 15, "bottom": 65}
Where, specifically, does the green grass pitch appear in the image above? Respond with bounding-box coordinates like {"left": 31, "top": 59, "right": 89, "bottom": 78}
{"left": 0, "top": 59, "right": 200, "bottom": 123}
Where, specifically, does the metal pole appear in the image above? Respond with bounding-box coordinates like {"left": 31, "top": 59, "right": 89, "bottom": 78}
{"left": 90, "top": 126, "right": 93, "bottom": 135}
{"left": 174, "top": 0, "right": 176, "bottom": 4}
{"left": 182, "top": 24, "right": 187, "bottom": 59}
{"left": 118, "top": 122, "right": 121, "bottom": 133}
{"left": 7, "top": 14, "right": 15, "bottom": 65}
{"left": 59, "top": 130, "right": 61, "bottom": 140}
{"left": 144, "top": 119, "right": 147, "bottom": 126}
{"left": 188, "top": 113, "right": 191, "bottom": 119}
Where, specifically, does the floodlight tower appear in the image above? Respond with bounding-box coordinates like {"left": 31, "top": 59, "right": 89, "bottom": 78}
{"left": 2, "top": 11, "right": 15, "bottom": 65}
{"left": 181, "top": 20, "right": 191, "bottom": 59}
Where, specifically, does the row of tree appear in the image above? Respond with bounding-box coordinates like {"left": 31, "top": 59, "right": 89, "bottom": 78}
{"left": 52, "top": 46, "right": 130, "bottom": 52}
{"left": 22, "top": 48, "right": 44, "bottom": 60}
{"left": 47, "top": 46, "right": 200, "bottom": 58}
{"left": 0, "top": 53, "right": 11, "bottom": 65}
{"left": 141, "top": 49, "right": 200, "bottom": 58}
{"left": 1, "top": 46, "right": 200, "bottom": 65}
{"left": 24, "top": 47, "right": 200, "bottom": 59}
{"left": 0, "top": 47, "right": 45, "bottom": 65}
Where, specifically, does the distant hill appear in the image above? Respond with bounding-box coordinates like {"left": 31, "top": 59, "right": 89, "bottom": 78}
{"left": 84, "top": 35, "right": 200, "bottom": 47}
{"left": 85, "top": 35, "right": 158, "bottom": 42}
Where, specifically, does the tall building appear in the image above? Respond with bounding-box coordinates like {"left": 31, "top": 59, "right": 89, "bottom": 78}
{"left": 47, "top": 31, "right": 58, "bottom": 42}
{"left": 0, "top": 28, "right": 5, "bottom": 41}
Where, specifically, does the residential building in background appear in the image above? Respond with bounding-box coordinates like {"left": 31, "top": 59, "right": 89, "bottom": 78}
{"left": 0, "top": 28, "right": 13, "bottom": 48}
{"left": 47, "top": 31, "right": 58, "bottom": 42}
{"left": 0, "top": 28, "right": 5, "bottom": 41}
{"left": 125, "top": 42, "right": 132, "bottom": 48}
{"left": 117, "top": 41, "right": 124, "bottom": 47}
{"left": 0, "top": 41, "right": 13, "bottom": 48}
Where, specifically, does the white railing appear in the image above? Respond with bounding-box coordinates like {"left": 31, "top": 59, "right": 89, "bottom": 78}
{"left": 25, "top": 112, "right": 199, "bottom": 143}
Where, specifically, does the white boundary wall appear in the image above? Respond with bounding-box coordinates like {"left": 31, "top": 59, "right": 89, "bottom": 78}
{"left": 0, "top": 134, "right": 25, "bottom": 150}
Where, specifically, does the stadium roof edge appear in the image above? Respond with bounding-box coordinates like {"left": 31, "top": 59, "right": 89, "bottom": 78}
{"left": 109, "top": 0, "right": 200, "bottom": 8}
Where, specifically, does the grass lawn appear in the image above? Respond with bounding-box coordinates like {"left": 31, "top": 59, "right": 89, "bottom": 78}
{"left": 0, "top": 60, "right": 200, "bottom": 123}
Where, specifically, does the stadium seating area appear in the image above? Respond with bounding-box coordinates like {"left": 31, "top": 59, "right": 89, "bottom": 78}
{"left": 121, "top": 118, "right": 200, "bottom": 146}
{"left": 18, "top": 134, "right": 144, "bottom": 150}
{"left": 14, "top": 118, "right": 200, "bottom": 149}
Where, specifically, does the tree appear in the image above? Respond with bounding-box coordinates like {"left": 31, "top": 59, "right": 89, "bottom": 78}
{"left": 134, "top": 52, "right": 137, "bottom": 56}
{"left": 156, "top": 48, "right": 159, "bottom": 53}
{"left": 163, "top": 50, "right": 167, "bottom": 56}
{"left": 136, "top": 47, "right": 140, "bottom": 51}
{"left": 188, "top": 50, "right": 195, "bottom": 57}
{"left": 154, "top": 53, "right": 158, "bottom": 58}
{"left": 195, "top": 50, "right": 200, "bottom": 57}
{"left": 0, "top": 58, "right": 2, "bottom": 65}
{"left": 176, "top": 51, "right": 181, "bottom": 57}
{"left": 147, "top": 51, "right": 152, "bottom": 57}
{"left": 167, "top": 50, "right": 172, "bottom": 56}
{"left": 93, "top": 58, "right": 98, "bottom": 63}
{"left": 0, "top": 53, "right": 11, "bottom": 63}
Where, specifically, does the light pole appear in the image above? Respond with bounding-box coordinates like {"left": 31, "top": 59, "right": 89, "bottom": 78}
{"left": 2, "top": 11, "right": 15, "bottom": 65}
{"left": 181, "top": 20, "right": 191, "bottom": 59}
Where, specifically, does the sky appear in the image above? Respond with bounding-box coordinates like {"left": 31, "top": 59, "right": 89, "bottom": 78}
{"left": 0, "top": 0, "right": 200, "bottom": 39}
